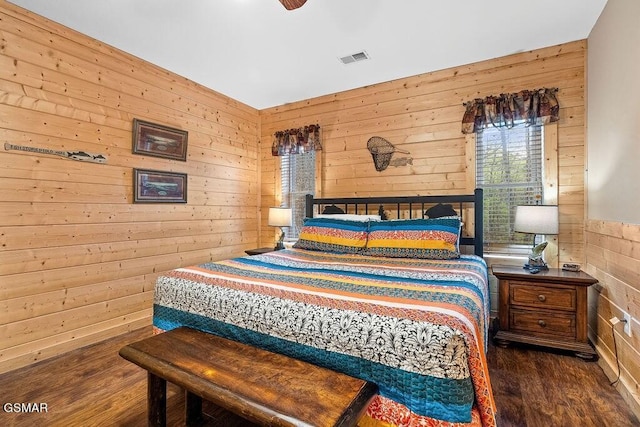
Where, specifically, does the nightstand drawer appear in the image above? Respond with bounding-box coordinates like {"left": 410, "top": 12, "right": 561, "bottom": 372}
{"left": 510, "top": 282, "right": 576, "bottom": 311}
{"left": 510, "top": 308, "right": 576, "bottom": 338}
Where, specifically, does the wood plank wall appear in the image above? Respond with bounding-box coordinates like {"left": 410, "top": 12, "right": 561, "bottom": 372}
{"left": 586, "top": 220, "right": 640, "bottom": 417}
{"left": 0, "top": 2, "right": 260, "bottom": 373}
{"left": 259, "top": 40, "right": 587, "bottom": 284}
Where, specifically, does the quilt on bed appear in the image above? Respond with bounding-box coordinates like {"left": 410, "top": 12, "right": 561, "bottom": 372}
{"left": 152, "top": 248, "right": 496, "bottom": 427}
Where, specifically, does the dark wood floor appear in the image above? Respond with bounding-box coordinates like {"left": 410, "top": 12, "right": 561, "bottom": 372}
{"left": 0, "top": 326, "right": 637, "bottom": 427}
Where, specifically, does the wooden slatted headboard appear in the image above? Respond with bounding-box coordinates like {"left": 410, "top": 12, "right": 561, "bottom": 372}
{"left": 304, "top": 189, "right": 484, "bottom": 257}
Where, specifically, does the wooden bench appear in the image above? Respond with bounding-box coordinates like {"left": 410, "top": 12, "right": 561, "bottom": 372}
{"left": 119, "top": 327, "right": 378, "bottom": 427}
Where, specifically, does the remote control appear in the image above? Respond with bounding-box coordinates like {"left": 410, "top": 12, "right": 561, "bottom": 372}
{"left": 562, "top": 263, "right": 581, "bottom": 272}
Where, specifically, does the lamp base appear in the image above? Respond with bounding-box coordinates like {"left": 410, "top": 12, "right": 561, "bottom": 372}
{"left": 273, "top": 227, "right": 286, "bottom": 251}
{"left": 523, "top": 253, "right": 548, "bottom": 271}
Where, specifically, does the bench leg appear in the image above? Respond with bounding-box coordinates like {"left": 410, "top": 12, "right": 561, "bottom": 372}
{"left": 148, "top": 372, "right": 167, "bottom": 427}
{"left": 185, "top": 391, "right": 203, "bottom": 426}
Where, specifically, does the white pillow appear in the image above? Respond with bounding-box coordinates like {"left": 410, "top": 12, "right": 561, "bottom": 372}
{"left": 315, "top": 214, "right": 381, "bottom": 221}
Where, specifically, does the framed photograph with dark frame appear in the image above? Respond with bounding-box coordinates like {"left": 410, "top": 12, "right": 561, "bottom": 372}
{"left": 132, "top": 119, "right": 188, "bottom": 161}
{"left": 134, "top": 169, "right": 187, "bottom": 203}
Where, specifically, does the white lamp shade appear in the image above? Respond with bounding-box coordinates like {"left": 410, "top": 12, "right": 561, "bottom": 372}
{"left": 268, "top": 207, "right": 292, "bottom": 227}
{"left": 514, "top": 205, "right": 559, "bottom": 235}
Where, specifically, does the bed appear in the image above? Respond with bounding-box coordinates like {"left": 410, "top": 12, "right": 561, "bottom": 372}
{"left": 152, "top": 189, "right": 496, "bottom": 427}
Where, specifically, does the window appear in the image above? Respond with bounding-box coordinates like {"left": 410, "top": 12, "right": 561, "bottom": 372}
{"left": 476, "top": 123, "right": 544, "bottom": 251}
{"left": 280, "top": 151, "right": 315, "bottom": 240}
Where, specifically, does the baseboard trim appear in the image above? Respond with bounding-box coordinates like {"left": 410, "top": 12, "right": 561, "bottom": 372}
{"left": 594, "top": 341, "right": 640, "bottom": 422}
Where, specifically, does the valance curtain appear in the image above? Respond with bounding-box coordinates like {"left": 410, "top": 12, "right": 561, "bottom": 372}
{"left": 461, "top": 88, "right": 559, "bottom": 134}
{"left": 271, "top": 124, "right": 321, "bottom": 156}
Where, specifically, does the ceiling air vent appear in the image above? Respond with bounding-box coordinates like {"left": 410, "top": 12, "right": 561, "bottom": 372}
{"left": 339, "top": 51, "right": 370, "bottom": 65}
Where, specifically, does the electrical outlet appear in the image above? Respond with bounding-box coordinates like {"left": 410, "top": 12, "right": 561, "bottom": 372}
{"left": 623, "top": 312, "right": 632, "bottom": 337}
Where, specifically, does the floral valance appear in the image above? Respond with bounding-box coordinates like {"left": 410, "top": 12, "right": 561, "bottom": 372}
{"left": 461, "top": 88, "right": 559, "bottom": 134}
{"left": 271, "top": 124, "right": 321, "bottom": 156}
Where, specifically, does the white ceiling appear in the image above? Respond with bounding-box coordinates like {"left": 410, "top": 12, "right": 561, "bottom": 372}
{"left": 9, "top": 0, "right": 607, "bottom": 110}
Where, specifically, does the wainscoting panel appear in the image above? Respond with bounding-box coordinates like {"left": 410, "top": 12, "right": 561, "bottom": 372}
{"left": 586, "top": 220, "right": 640, "bottom": 419}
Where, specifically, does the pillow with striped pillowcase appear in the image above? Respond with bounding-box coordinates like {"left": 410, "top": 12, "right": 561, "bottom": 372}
{"left": 363, "top": 217, "right": 461, "bottom": 259}
{"left": 293, "top": 217, "right": 369, "bottom": 253}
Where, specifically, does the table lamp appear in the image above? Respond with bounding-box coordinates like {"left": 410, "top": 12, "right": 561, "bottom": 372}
{"left": 514, "top": 204, "right": 558, "bottom": 270}
{"left": 268, "top": 207, "right": 292, "bottom": 250}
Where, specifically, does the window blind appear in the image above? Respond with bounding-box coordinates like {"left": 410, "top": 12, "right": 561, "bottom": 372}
{"left": 281, "top": 151, "right": 315, "bottom": 239}
{"left": 476, "top": 124, "right": 544, "bottom": 248}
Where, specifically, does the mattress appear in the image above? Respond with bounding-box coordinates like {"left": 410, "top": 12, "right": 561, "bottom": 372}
{"left": 153, "top": 248, "right": 496, "bottom": 427}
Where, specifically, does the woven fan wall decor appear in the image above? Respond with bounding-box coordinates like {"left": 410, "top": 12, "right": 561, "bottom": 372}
{"left": 367, "top": 136, "right": 411, "bottom": 171}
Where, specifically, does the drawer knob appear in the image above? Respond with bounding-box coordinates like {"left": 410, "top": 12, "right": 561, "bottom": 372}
{"left": 538, "top": 320, "right": 547, "bottom": 327}
{"left": 537, "top": 294, "right": 546, "bottom": 302}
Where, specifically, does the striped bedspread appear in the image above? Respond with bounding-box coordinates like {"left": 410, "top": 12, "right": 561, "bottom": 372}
{"left": 153, "top": 248, "right": 496, "bottom": 427}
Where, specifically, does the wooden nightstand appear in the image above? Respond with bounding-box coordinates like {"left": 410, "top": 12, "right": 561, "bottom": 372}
{"left": 491, "top": 264, "right": 598, "bottom": 359}
{"left": 244, "top": 247, "right": 276, "bottom": 256}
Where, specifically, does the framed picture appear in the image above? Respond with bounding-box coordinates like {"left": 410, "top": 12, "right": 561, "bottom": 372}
{"left": 132, "top": 119, "right": 188, "bottom": 161}
{"left": 134, "top": 169, "right": 187, "bottom": 203}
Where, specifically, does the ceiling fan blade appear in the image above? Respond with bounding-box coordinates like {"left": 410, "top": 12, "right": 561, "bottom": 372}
{"left": 279, "top": 0, "right": 307, "bottom": 10}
